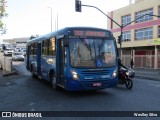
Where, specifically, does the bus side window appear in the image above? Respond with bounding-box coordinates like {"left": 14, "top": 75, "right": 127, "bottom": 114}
{"left": 49, "top": 38, "right": 56, "bottom": 56}
{"left": 34, "top": 43, "right": 37, "bottom": 55}
{"left": 64, "top": 48, "right": 67, "bottom": 66}
{"left": 42, "top": 40, "right": 49, "bottom": 55}
{"left": 30, "top": 43, "right": 37, "bottom": 55}
{"left": 30, "top": 44, "right": 33, "bottom": 55}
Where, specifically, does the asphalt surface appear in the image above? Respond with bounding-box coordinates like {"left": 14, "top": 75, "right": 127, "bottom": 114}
{"left": 0, "top": 53, "right": 160, "bottom": 120}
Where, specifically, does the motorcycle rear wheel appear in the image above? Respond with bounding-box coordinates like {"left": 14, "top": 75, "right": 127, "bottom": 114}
{"left": 125, "top": 79, "right": 133, "bottom": 89}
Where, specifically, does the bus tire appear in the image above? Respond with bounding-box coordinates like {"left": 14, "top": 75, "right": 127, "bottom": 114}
{"left": 50, "top": 73, "right": 59, "bottom": 90}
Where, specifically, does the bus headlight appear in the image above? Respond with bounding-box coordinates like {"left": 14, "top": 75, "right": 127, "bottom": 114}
{"left": 70, "top": 70, "right": 79, "bottom": 80}
{"left": 112, "top": 69, "right": 117, "bottom": 79}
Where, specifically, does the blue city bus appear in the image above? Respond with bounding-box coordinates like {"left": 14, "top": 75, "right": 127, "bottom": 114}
{"left": 26, "top": 27, "right": 118, "bottom": 91}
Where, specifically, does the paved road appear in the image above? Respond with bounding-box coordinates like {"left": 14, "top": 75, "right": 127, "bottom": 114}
{"left": 1, "top": 53, "right": 160, "bottom": 119}
{"left": 1, "top": 69, "right": 160, "bottom": 111}
{"left": 13, "top": 61, "right": 31, "bottom": 76}
{"left": 1, "top": 74, "right": 160, "bottom": 120}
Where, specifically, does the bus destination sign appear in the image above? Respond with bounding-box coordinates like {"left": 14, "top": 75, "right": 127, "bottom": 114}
{"left": 73, "top": 30, "right": 109, "bottom": 37}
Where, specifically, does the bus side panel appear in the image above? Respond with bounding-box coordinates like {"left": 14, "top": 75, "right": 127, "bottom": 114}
{"left": 41, "top": 56, "right": 48, "bottom": 80}
{"left": 26, "top": 49, "right": 36, "bottom": 73}
{"left": 40, "top": 56, "right": 53, "bottom": 81}
{"left": 37, "top": 43, "right": 41, "bottom": 76}
{"left": 31, "top": 55, "right": 37, "bottom": 73}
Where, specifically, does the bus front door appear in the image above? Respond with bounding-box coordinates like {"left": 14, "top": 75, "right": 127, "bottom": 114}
{"left": 58, "top": 39, "right": 65, "bottom": 86}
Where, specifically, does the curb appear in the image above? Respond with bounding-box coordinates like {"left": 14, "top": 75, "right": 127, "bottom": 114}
{"left": 2, "top": 70, "right": 18, "bottom": 77}
{"left": 2, "top": 67, "right": 19, "bottom": 77}
{"left": 135, "top": 72, "right": 160, "bottom": 75}
{"left": 135, "top": 75, "right": 160, "bottom": 81}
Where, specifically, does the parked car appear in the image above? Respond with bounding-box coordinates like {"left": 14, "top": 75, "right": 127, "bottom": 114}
{"left": 12, "top": 52, "right": 25, "bottom": 61}
{"left": 21, "top": 49, "right": 26, "bottom": 56}
{"left": 14, "top": 48, "right": 21, "bottom": 52}
{"left": 4, "top": 48, "right": 14, "bottom": 56}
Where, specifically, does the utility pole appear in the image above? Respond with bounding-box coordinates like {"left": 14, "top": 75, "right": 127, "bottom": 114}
{"left": 57, "top": 12, "right": 58, "bottom": 30}
{"left": 48, "top": 7, "right": 52, "bottom": 32}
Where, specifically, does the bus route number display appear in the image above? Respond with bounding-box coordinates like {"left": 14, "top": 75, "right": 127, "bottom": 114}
{"left": 73, "top": 30, "right": 109, "bottom": 37}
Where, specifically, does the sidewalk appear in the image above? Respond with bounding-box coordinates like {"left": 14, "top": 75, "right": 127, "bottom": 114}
{"left": 0, "top": 62, "right": 18, "bottom": 77}
{"left": 134, "top": 68, "right": 160, "bottom": 81}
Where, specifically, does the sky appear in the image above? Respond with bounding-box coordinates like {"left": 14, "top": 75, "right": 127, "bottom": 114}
{"left": 0, "top": 0, "right": 134, "bottom": 39}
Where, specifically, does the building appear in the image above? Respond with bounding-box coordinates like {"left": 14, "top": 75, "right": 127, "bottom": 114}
{"left": 107, "top": 0, "right": 160, "bottom": 69}
{"left": 3, "top": 37, "right": 29, "bottom": 48}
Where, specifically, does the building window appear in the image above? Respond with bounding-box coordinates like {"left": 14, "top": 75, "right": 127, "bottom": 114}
{"left": 158, "top": 26, "right": 160, "bottom": 38}
{"left": 122, "top": 15, "right": 131, "bottom": 26}
{"left": 122, "top": 31, "right": 131, "bottom": 41}
{"left": 135, "top": 27, "right": 153, "bottom": 40}
{"left": 135, "top": 8, "right": 153, "bottom": 23}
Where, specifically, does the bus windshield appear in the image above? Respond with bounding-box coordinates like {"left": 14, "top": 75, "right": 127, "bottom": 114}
{"left": 69, "top": 38, "right": 116, "bottom": 68}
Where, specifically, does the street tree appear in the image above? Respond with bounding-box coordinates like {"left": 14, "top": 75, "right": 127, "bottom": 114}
{"left": 0, "top": 0, "right": 7, "bottom": 35}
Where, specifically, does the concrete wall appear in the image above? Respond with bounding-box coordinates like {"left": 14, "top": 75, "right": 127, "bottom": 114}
{"left": 0, "top": 55, "right": 13, "bottom": 72}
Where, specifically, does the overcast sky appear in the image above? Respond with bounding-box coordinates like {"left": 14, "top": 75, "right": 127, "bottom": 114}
{"left": 0, "top": 0, "right": 134, "bottom": 39}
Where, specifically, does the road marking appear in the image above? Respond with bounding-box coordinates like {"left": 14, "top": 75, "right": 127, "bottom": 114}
{"left": 30, "top": 108, "right": 35, "bottom": 111}
{"left": 6, "top": 83, "right": 10, "bottom": 86}
{"left": 148, "top": 83, "right": 154, "bottom": 86}
{"left": 29, "top": 103, "right": 35, "bottom": 106}
{"left": 148, "top": 83, "right": 160, "bottom": 88}
{"left": 156, "top": 85, "right": 160, "bottom": 87}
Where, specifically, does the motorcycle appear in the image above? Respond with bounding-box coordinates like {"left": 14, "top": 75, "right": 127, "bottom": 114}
{"left": 118, "top": 67, "right": 135, "bottom": 89}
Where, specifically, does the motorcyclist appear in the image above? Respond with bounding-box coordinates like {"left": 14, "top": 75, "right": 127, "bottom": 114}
{"left": 118, "top": 58, "right": 128, "bottom": 78}
{"left": 118, "top": 58, "right": 127, "bottom": 70}
{"left": 117, "top": 58, "right": 134, "bottom": 89}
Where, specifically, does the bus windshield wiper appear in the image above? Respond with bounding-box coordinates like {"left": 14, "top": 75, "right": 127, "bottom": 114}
{"left": 80, "top": 39, "right": 91, "bottom": 51}
{"left": 99, "top": 39, "right": 105, "bottom": 51}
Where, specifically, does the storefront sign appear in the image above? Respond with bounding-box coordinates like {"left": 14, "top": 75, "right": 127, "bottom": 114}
{"left": 147, "top": 38, "right": 160, "bottom": 45}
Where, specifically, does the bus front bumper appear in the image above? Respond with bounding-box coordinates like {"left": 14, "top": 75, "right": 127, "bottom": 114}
{"left": 65, "top": 79, "right": 118, "bottom": 91}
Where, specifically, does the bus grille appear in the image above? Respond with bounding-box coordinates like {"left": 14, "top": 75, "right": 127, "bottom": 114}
{"left": 81, "top": 70, "right": 110, "bottom": 76}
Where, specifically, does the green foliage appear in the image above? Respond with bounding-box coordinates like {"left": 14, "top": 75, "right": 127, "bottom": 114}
{"left": 0, "top": 0, "right": 7, "bottom": 34}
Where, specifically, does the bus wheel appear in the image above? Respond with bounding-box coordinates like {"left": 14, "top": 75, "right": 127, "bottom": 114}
{"left": 50, "top": 73, "right": 59, "bottom": 90}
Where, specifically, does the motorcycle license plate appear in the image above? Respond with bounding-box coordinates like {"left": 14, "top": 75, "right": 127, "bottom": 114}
{"left": 93, "top": 83, "right": 102, "bottom": 87}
